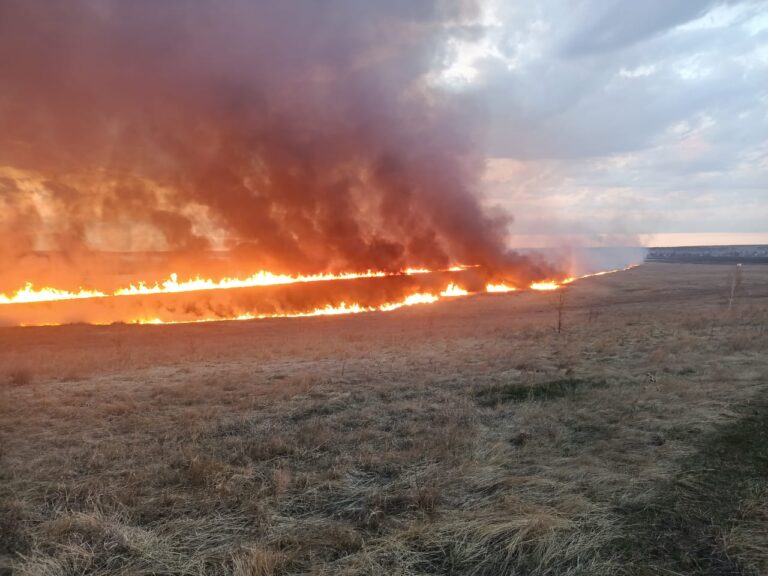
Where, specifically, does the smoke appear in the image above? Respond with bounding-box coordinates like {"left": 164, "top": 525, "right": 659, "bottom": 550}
{"left": 0, "top": 0, "right": 552, "bottom": 292}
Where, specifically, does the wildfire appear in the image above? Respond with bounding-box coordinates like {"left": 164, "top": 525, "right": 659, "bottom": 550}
{"left": 383, "top": 292, "right": 440, "bottom": 308}
{"left": 529, "top": 280, "right": 562, "bottom": 291}
{"left": 134, "top": 291, "right": 441, "bottom": 325}
{"left": 486, "top": 283, "right": 516, "bottom": 293}
{"left": 113, "top": 270, "right": 393, "bottom": 297}
{"left": 526, "top": 265, "right": 639, "bottom": 291}
{"left": 0, "top": 267, "right": 434, "bottom": 305}
{"left": 0, "top": 283, "right": 107, "bottom": 305}
{"left": 440, "top": 283, "right": 469, "bottom": 297}
{"left": 1, "top": 264, "right": 639, "bottom": 327}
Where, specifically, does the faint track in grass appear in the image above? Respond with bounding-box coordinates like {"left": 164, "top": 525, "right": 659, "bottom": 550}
{"left": 612, "top": 390, "right": 768, "bottom": 575}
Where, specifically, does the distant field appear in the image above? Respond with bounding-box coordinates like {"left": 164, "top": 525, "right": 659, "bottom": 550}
{"left": 1, "top": 263, "right": 767, "bottom": 575}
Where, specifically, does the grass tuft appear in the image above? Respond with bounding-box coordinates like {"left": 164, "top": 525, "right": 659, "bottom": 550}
{"left": 474, "top": 377, "right": 607, "bottom": 406}
{"left": 6, "top": 368, "right": 32, "bottom": 386}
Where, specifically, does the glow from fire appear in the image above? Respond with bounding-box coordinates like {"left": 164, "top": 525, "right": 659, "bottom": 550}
{"left": 526, "top": 265, "right": 639, "bottom": 291}
{"left": 0, "top": 267, "right": 435, "bottom": 305}
{"left": 129, "top": 266, "right": 634, "bottom": 326}
{"left": 485, "top": 283, "right": 516, "bottom": 293}
{"left": 0, "top": 264, "right": 480, "bottom": 306}
{"left": 440, "top": 283, "right": 469, "bottom": 297}
{"left": 2, "top": 264, "right": 639, "bottom": 327}
{"left": 134, "top": 291, "right": 441, "bottom": 325}
{"left": 113, "top": 269, "right": 393, "bottom": 296}
{"left": 0, "top": 283, "right": 107, "bottom": 304}
{"left": 529, "top": 280, "right": 562, "bottom": 291}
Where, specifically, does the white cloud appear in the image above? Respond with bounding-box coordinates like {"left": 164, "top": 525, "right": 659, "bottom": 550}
{"left": 619, "top": 64, "right": 657, "bottom": 77}
{"left": 439, "top": 0, "right": 768, "bottom": 236}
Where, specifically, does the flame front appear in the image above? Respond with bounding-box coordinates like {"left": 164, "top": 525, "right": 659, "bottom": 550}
{"left": 440, "top": 283, "right": 469, "bottom": 297}
{"left": 0, "top": 283, "right": 107, "bottom": 305}
{"left": 1, "top": 265, "right": 637, "bottom": 327}
{"left": 486, "top": 283, "right": 516, "bottom": 293}
{"left": 114, "top": 270, "right": 396, "bottom": 297}
{"left": 529, "top": 280, "right": 561, "bottom": 291}
{"left": 0, "top": 267, "right": 440, "bottom": 305}
{"left": 133, "top": 292, "right": 442, "bottom": 325}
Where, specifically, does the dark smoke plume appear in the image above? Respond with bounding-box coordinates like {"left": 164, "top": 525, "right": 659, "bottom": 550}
{"left": 0, "top": 0, "right": 551, "bottom": 292}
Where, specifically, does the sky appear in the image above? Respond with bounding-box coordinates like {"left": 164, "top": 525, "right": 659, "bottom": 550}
{"left": 0, "top": 0, "right": 765, "bottom": 269}
{"left": 436, "top": 0, "right": 768, "bottom": 246}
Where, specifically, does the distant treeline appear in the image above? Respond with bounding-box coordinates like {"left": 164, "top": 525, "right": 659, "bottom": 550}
{"left": 646, "top": 245, "right": 768, "bottom": 264}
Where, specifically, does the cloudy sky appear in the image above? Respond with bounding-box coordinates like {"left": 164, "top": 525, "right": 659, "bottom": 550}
{"left": 437, "top": 0, "right": 768, "bottom": 246}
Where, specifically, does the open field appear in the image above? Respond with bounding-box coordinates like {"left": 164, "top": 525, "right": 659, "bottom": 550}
{"left": 1, "top": 263, "right": 767, "bottom": 575}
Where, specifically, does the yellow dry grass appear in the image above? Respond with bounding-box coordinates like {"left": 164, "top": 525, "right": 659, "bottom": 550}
{"left": 1, "top": 263, "right": 767, "bottom": 575}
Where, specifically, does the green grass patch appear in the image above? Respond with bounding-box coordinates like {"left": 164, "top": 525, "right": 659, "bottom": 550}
{"left": 474, "top": 377, "right": 607, "bottom": 406}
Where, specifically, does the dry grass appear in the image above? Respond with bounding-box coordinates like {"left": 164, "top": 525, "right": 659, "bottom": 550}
{"left": 1, "top": 263, "right": 767, "bottom": 575}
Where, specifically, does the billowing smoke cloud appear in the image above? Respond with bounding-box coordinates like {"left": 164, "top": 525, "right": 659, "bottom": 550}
{"left": 0, "top": 0, "right": 552, "bottom": 292}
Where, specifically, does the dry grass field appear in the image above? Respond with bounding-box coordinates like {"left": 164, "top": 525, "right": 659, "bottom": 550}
{"left": 1, "top": 263, "right": 767, "bottom": 575}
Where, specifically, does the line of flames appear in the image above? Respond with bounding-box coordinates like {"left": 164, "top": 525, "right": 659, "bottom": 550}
{"left": 131, "top": 269, "right": 634, "bottom": 326}
{"left": 0, "top": 266, "right": 467, "bottom": 305}
{"left": 5, "top": 266, "right": 637, "bottom": 327}
{"left": 136, "top": 292, "right": 443, "bottom": 325}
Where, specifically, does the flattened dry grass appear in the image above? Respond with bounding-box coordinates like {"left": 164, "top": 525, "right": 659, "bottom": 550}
{"left": 1, "top": 263, "right": 767, "bottom": 575}
{"left": 614, "top": 395, "right": 768, "bottom": 575}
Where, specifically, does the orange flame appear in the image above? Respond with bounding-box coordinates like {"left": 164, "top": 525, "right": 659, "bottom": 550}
{"left": 0, "top": 267, "right": 437, "bottom": 305}
{"left": 440, "top": 282, "right": 469, "bottom": 297}
{"left": 0, "top": 283, "right": 107, "bottom": 304}
{"left": 485, "top": 283, "right": 516, "bottom": 293}
{"left": 133, "top": 291, "right": 442, "bottom": 325}
{"left": 527, "top": 265, "right": 638, "bottom": 291}
{"left": 2, "top": 264, "right": 639, "bottom": 326}
{"left": 529, "top": 280, "right": 562, "bottom": 291}
{"left": 113, "top": 269, "right": 394, "bottom": 297}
